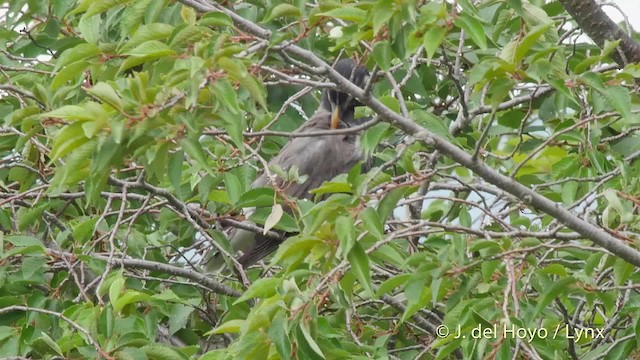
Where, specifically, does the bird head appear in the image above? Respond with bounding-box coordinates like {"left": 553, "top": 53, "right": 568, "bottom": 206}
{"left": 321, "top": 59, "right": 369, "bottom": 129}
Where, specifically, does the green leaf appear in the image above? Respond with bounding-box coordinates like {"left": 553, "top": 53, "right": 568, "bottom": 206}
{"left": 198, "top": 12, "right": 234, "bottom": 27}
{"left": 207, "top": 319, "right": 244, "bottom": 335}
{"left": 212, "top": 78, "right": 241, "bottom": 114}
{"left": 347, "top": 243, "right": 374, "bottom": 298}
{"left": 179, "top": 136, "right": 215, "bottom": 177}
{"left": 271, "top": 236, "right": 324, "bottom": 264}
{"left": 51, "top": 61, "right": 89, "bottom": 89}
{"left": 371, "top": 0, "right": 394, "bottom": 35}
{"left": 268, "top": 312, "right": 291, "bottom": 360}
{"left": 108, "top": 276, "right": 125, "bottom": 305}
{"left": 6, "top": 235, "right": 43, "bottom": 247}
{"left": 33, "top": 333, "right": 64, "bottom": 357}
{"left": 141, "top": 344, "right": 188, "bottom": 360}
{"left": 613, "top": 257, "right": 635, "bottom": 286}
{"left": 372, "top": 41, "right": 393, "bottom": 71}
{"left": 359, "top": 207, "right": 384, "bottom": 240}
{"left": 181, "top": 5, "right": 197, "bottom": 25}
{"left": 530, "top": 276, "right": 575, "bottom": 321}
{"left": 43, "top": 102, "right": 107, "bottom": 123}
{"left": 84, "top": 0, "right": 131, "bottom": 19}
{"left": 603, "top": 86, "right": 632, "bottom": 122}
{"left": 455, "top": 13, "right": 487, "bottom": 50}
{"left": 219, "top": 110, "right": 245, "bottom": 151}
{"left": 335, "top": 215, "right": 356, "bottom": 255}
{"left": 223, "top": 172, "right": 242, "bottom": 205}
{"left": 423, "top": 26, "right": 447, "bottom": 60}
{"left": 119, "top": 23, "right": 175, "bottom": 53}
{"left": 318, "top": 7, "right": 367, "bottom": 23}
{"left": 309, "top": 181, "right": 352, "bottom": 196}
{"left": 378, "top": 186, "right": 414, "bottom": 222}
{"left": 217, "top": 57, "right": 266, "bottom": 108}
{"left": 514, "top": 22, "right": 553, "bottom": 64}
{"left": 376, "top": 273, "right": 411, "bottom": 297}
{"left": 237, "top": 188, "right": 276, "bottom": 208}
{"left": 114, "top": 290, "right": 151, "bottom": 313}
{"left": 168, "top": 150, "right": 183, "bottom": 193}
{"left": 86, "top": 82, "right": 122, "bottom": 111}
{"left": 123, "top": 40, "right": 175, "bottom": 58}
{"left": 299, "top": 322, "right": 325, "bottom": 359}
{"left": 263, "top": 4, "right": 301, "bottom": 22}
{"left": 50, "top": 122, "right": 91, "bottom": 161}
{"left": 413, "top": 111, "right": 454, "bottom": 142}
{"left": 234, "top": 277, "right": 282, "bottom": 304}
{"left": 54, "top": 43, "right": 101, "bottom": 72}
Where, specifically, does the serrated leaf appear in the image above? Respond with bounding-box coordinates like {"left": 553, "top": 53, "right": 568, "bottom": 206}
{"left": 309, "top": 181, "right": 352, "bottom": 196}
{"left": 198, "top": 12, "right": 233, "bottom": 27}
{"left": 413, "top": 111, "right": 454, "bottom": 142}
{"left": 318, "top": 7, "right": 366, "bottom": 22}
{"left": 359, "top": 207, "right": 384, "bottom": 240}
{"left": 109, "top": 276, "right": 125, "bottom": 305}
{"left": 263, "top": 4, "right": 301, "bottom": 22}
{"left": 233, "top": 277, "right": 282, "bottom": 304}
{"left": 530, "top": 276, "right": 575, "bottom": 321}
{"left": 237, "top": 187, "right": 276, "bottom": 208}
{"left": 180, "top": 5, "right": 197, "bottom": 25}
{"left": 372, "top": 41, "right": 392, "bottom": 71}
{"left": 50, "top": 122, "right": 90, "bottom": 161}
{"left": 268, "top": 312, "right": 291, "bottom": 360}
{"left": 378, "top": 186, "right": 414, "bottom": 222}
{"left": 376, "top": 273, "right": 411, "bottom": 297}
{"left": 54, "top": 43, "right": 101, "bottom": 72}
{"left": 206, "top": 319, "right": 244, "bottom": 335}
{"left": 455, "top": 12, "right": 487, "bottom": 50}
{"left": 83, "top": 0, "right": 131, "bottom": 19}
{"left": 271, "top": 236, "right": 323, "bottom": 264}
{"left": 299, "top": 323, "right": 325, "bottom": 359}
{"left": 119, "top": 23, "right": 174, "bottom": 53}
{"left": 514, "top": 22, "right": 553, "bottom": 64}
{"left": 223, "top": 172, "right": 242, "bottom": 205}
{"left": 423, "top": 26, "right": 447, "bottom": 60}
{"left": 179, "top": 136, "right": 215, "bottom": 177}
{"left": 114, "top": 290, "right": 151, "bottom": 313}
{"left": 123, "top": 40, "right": 175, "bottom": 58}
{"left": 371, "top": 0, "right": 393, "bottom": 35}
{"left": 347, "top": 243, "right": 374, "bottom": 298}
{"left": 335, "top": 216, "right": 355, "bottom": 255}
{"left": 141, "top": 344, "right": 186, "bottom": 360}
{"left": 86, "top": 82, "right": 122, "bottom": 111}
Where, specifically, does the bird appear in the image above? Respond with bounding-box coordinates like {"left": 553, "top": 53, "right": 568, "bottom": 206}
{"left": 204, "top": 58, "right": 370, "bottom": 271}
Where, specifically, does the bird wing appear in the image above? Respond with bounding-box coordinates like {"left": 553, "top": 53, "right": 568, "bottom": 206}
{"left": 253, "top": 111, "right": 362, "bottom": 199}
{"left": 234, "top": 112, "right": 362, "bottom": 267}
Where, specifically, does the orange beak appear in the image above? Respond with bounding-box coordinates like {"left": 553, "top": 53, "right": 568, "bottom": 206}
{"left": 331, "top": 107, "right": 340, "bottom": 129}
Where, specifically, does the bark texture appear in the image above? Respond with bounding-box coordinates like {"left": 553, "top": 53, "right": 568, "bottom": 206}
{"left": 559, "top": 0, "right": 640, "bottom": 65}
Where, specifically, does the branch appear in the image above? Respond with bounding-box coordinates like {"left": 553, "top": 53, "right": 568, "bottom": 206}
{"left": 49, "top": 250, "right": 242, "bottom": 298}
{"left": 180, "top": 0, "right": 640, "bottom": 267}
{"left": 558, "top": 0, "right": 640, "bottom": 65}
{"left": 0, "top": 305, "right": 111, "bottom": 359}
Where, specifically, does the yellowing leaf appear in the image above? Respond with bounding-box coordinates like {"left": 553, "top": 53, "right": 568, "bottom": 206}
{"left": 263, "top": 204, "right": 283, "bottom": 235}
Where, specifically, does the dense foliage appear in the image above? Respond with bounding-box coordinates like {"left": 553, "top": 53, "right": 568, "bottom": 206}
{"left": 2, "top": 0, "right": 640, "bottom": 359}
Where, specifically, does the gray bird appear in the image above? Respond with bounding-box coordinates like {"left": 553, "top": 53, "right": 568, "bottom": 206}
{"left": 205, "top": 59, "right": 370, "bottom": 270}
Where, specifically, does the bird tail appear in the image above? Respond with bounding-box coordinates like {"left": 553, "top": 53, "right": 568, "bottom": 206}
{"left": 236, "top": 234, "right": 282, "bottom": 268}
{"left": 202, "top": 227, "right": 256, "bottom": 272}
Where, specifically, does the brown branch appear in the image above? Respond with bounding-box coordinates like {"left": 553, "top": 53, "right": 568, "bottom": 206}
{"left": 49, "top": 250, "right": 242, "bottom": 297}
{"left": 558, "top": 0, "right": 640, "bottom": 65}
{"left": 178, "top": 0, "right": 640, "bottom": 268}
{"left": 0, "top": 305, "right": 112, "bottom": 359}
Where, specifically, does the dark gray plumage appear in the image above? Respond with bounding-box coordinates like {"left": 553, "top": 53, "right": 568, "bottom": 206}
{"left": 205, "top": 59, "right": 369, "bottom": 270}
